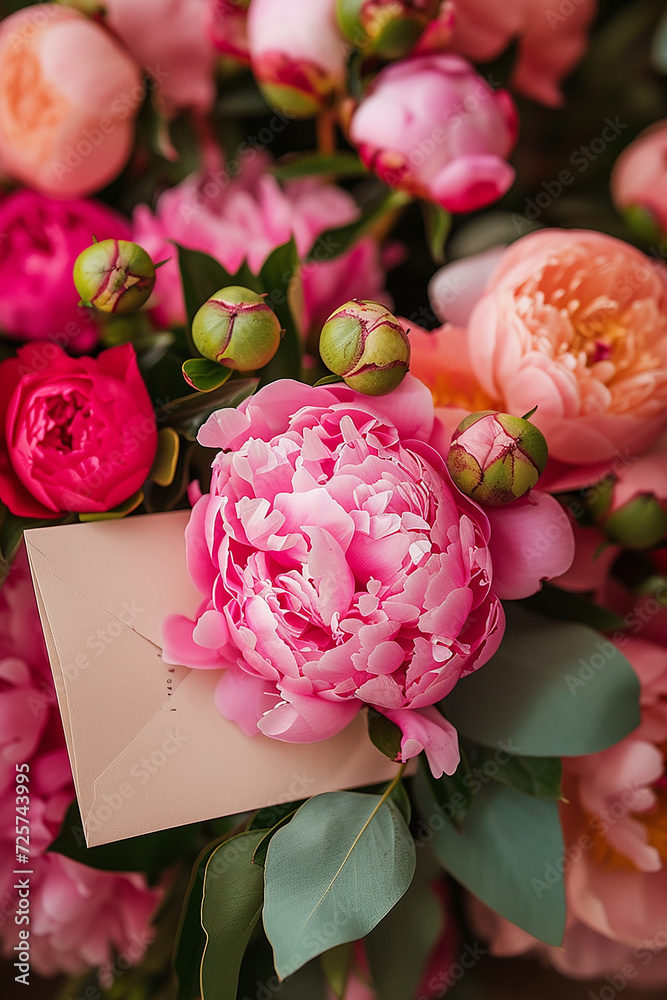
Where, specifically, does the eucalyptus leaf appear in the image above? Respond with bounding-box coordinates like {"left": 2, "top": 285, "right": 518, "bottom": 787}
{"left": 419, "top": 753, "right": 475, "bottom": 832}
{"left": 263, "top": 791, "right": 416, "bottom": 979}
{"left": 367, "top": 708, "right": 402, "bottom": 762}
{"left": 444, "top": 605, "right": 640, "bottom": 756}
{"left": 200, "top": 830, "right": 267, "bottom": 1000}
{"left": 150, "top": 427, "right": 180, "bottom": 487}
{"left": 414, "top": 771, "right": 566, "bottom": 946}
{"left": 472, "top": 748, "right": 563, "bottom": 800}
{"left": 182, "top": 358, "right": 233, "bottom": 392}
{"left": 522, "top": 582, "right": 625, "bottom": 632}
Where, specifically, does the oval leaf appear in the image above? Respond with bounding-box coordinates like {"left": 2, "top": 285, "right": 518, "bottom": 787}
{"left": 182, "top": 358, "right": 233, "bottom": 392}
{"left": 263, "top": 791, "right": 416, "bottom": 980}
{"left": 150, "top": 426, "right": 180, "bottom": 487}
{"left": 444, "top": 605, "right": 640, "bottom": 756}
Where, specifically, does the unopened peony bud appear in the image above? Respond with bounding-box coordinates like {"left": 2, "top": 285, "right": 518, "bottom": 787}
{"left": 586, "top": 480, "right": 667, "bottom": 551}
{"left": 319, "top": 299, "right": 410, "bottom": 395}
{"left": 192, "top": 286, "right": 282, "bottom": 371}
{"left": 447, "top": 410, "right": 548, "bottom": 506}
{"left": 337, "top": 0, "right": 439, "bottom": 58}
{"left": 73, "top": 239, "right": 156, "bottom": 313}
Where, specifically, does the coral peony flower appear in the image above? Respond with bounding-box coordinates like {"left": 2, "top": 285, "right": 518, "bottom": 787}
{"left": 0, "top": 189, "right": 130, "bottom": 353}
{"left": 460, "top": 230, "right": 667, "bottom": 468}
{"left": 0, "top": 549, "right": 162, "bottom": 979}
{"left": 349, "top": 54, "right": 518, "bottom": 214}
{"left": 208, "top": 0, "right": 250, "bottom": 64}
{"left": 0, "top": 343, "right": 157, "bottom": 518}
{"left": 131, "top": 152, "right": 390, "bottom": 337}
{"left": 163, "top": 375, "right": 573, "bottom": 777}
{"left": 103, "top": 0, "right": 217, "bottom": 116}
{"left": 446, "top": 0, "right": 597, "bottom": 107}
{"left": 0, "top": 4, "right": 142, "bottom": 198}
{"left": 611, "top": 119, "right": 667, "bottom": 236}
{"left": 469, "top": 631, "right": 667, "bottom": 988}
{"left": 247, "top": 0, "right": 346, "bottom": 116}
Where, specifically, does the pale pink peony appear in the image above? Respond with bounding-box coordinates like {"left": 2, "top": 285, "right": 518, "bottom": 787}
{"left": 103, "top": 0, "right": 217, "bottom": 117}
{"left": 131, "top": 152, "right": 390, "bottom": 338}
{"left": 208, "top": 0, "right": 250, "bottom": 64}
{"left": 469, "top": 631, "right": 667, "bottom": 988}
{"left": 0, "top": 4, "right": 142, "bottom": 199}
{"left": 445, "top": 0, "right": 598, "bottom": 107}
{"left": 0, "top": 188, "right": 130, "bottom": 352}
{"left": 0, "top": 549, "right": 161, "bottom": 979}
{"left": 163, "top": 375, "right": 574, "bottom": 777}
{"left": 247, "top": 0, "right": 346, "bottom": 116}
{"left": 611, "top": 119, "right": 667, "bottom": 235}
{"left": 349, "top": 54, "right": 518, "bottom": 214}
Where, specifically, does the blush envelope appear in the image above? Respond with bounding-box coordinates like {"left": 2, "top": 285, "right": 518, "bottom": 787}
{"left": 25, "top": 511, "right": 401, "bottom": 847}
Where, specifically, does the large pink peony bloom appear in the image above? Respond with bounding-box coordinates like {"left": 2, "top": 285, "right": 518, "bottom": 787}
{"left": 349, "top": 54, "right": 518, "bottom": 214}
{"left": 131, "top": 153, "right": 390, "bottom": 338}
{"left": 611, "top": 119, "right": 667, "bottom": 236}
{"left": 0, "top": 549, "right": 161, "bottom": 978}
{"left": 469, "top": 631, "right": 667, "bottom": 988}
{"left": 0, "top": 189, "right": 130, "bottom": 353}
{"left": 0, "top": 5, "right": 142, "bottom": 199}
{"left": 163, "top": 375, "right": 574, "bottom": 777}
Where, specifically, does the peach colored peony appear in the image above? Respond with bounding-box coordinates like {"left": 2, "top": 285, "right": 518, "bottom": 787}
{"left": 0, "top": 4, "right": 142, "bottom": 198}
{"left": 611, "top": 119, "right": 667, "bottom": 235}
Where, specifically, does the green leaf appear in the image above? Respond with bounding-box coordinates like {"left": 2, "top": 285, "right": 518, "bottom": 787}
{"left": 48, "top": 799, "right": 201, "bottom": 882}
{"left": 258, "top": 237, "right": 303, "bottom": 384}
{"left": 182, "top": 358, "right": 233, "bottom": 392}
{"left": 251, "top": 807, "right": 301, "bottom": 868}
{"left": 313, "top": 374, "right": 345, "bottom": 387}
{"left": 272, "top": 152, "right": 368, "bottom": 181}
{"left": 0, "top": 507, "right": 59, "bottom": 582}
{"left": 200, "top": 830, "right": 267, "bottom": 1000}
{"left": 420, "top": 202, "right": 452, "bottom": 265}
{"left": 78, "top": 490, "right": 144, "bottom": 521}
{"left": 248, "top": 800, "right": 305, "bottom": 832}
{"left": 419, "top": 753, "right": 475, "bottom": 832}
{"left": 320, "top": 942, "right": 354, "bottom": 1000}
{"left": 522, "top": 582, "right": 625, "bottom": 632}
{"left": 367, "top": 708, "right": 402, "bottom": 762}
{"left": 414, "top": 771, "right": 566, "bottom": 946}
{"left": 444, "top": 605, "right": 640, "bottom": 756}
{"left": 263, "top": 791, "right": 416, "bottom": 979}
{"left": 174, "top": 244, "right": 259, "bottom": 340}
{"left": 150, "top": 426, "right": 180, "bottom": 487}
{"left": 472, "top": 748, "right": 563, "bottom": 800}
{"left": 306, "top": 189, "right": 410, "bottom": 264}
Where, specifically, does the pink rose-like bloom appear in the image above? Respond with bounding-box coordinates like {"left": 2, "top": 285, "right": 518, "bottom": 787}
{"left": 446, "top": 0, "right": 597, "bottom": 107}
{"left": 611, "top": 120, "right": 667, "bottom": 235}
{"left": 0, "top": 343, "right": 157, "bottom": 518}
{"left": 0, "top": 189, "right": 130, "bottom": 353}
{"left": 469, "top": 631, "right": 667, "bottom": 988}
{"left": 131, "top": 153, "right": 390, "bottom": 337}
{"left": 208, "top": 0, "right": 250, "bottom": 64}
{"left": 349, "top": 54, "right": 518, "bottom": 214}
{"left": 163, "top": 376, "right": 574, "bottom": 777}
{"left": 453, "top": 230, "right": 667, "bottom": 470}
{"left": 103, "top": 0, "right": 217, "bottom": 117}
{"left": 0, "top": 549, "right": 161, "bottom": 979}
{"left": 0, "top": 5, "right": 142, "bottom": 199}
{"left": 247, "top": 0, "right": 346, "bottom": 115}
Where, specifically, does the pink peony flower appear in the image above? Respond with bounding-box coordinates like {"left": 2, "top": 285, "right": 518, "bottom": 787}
{"left": 446, "top": 0, "right": 597, "bottom": 107}
{"left": 469, "top": 631, "right": 667, "bottom": 988}
{"left": 611, "top": 119, "right": 667, "bottom": 235}
{"left": 0, "top": 549, "right": 162, "bottom": 979}
{"left": 208, "top": 0, "right": 250, "bottom": 64}
{"left": 349, "top": 54, "right": 518, "bottom": 214}
{"left": 131, "top": 152, "right": 390, "bottom": 338}
{"left": 103, "top": 0, "right": 217, "bottom": 117}
{"left": 247, "top": 0, "right": 346, "bottom": 116}
{"left": 0, "top": 4, "right": 142, "bottom": 199}
{"left": 0, "top": 343, "right": 157, "bottom": 518}
{"left": 163, "top": 375, "right": 574, "bottom": 777}
{"left": 0, "top": 189, "right": 130, "bottom": 353}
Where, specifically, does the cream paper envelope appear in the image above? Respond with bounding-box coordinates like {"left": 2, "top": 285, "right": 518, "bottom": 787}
{"left": 24, "top": 511, "right": 401, "bottom": 847}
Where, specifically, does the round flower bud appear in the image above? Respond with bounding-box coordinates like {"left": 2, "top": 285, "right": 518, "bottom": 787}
{"left": 586, "top": 480, "right": 667, "bottom": 551}
{"left": 73, "top": 239, "right": 156, "bottom": 313}
{"left": 192, "top": 286, "right": 282, "bottom": 371}
{"left": 337, "top": 0, "right": 439, "bottom": 59}
{"left": 447, "top": 410, "right": 548, "bottom": 506}
{"left": 319, "top": 299, "right": 410, "bottom": 396}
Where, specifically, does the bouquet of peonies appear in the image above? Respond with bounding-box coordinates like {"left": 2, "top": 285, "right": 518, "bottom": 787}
{"left": 1, "top": 1, "right": 667, "bottom": 998}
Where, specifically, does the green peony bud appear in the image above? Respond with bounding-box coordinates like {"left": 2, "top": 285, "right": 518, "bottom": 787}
{"left": 73, "top": 239, "right": 156, "bottom": 313}
{"left": 337, "top": 0, "right": 439, "bottom": 58}
{"left": 191, "top": 286, "right": 282, "bottom": 371}
{"left": 585, "top": 480, "right": 667, "bottom": 551}
{"left": 319, "top": 299, "right": 410, "bottom": 396}
{"left": 447, "top": 410, "right": 548, "bottom": 506}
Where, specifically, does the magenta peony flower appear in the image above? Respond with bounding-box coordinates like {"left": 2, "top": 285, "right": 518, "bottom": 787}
{"left": 349, "top": 54, "right": 518, "bottom": 214}
{"left": 0, "top": 189, "right": 130, "bottom": 353}
{"left": 0, "top": 343, "right": 157, "bottom": 518}
{"left": 0, "top": 549, "right": 162, "bottom": 979}
{"left": 131, "top": 153, "right": 391, "bottom": 337}
{"left": 163, "top": 375, "right": 574, "bottom": 777}
{"left": 0, "top": 5, "right": 142, "bottom": 199}
{"left": 611, "top": 119, "right": 667, "bottom": 236}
